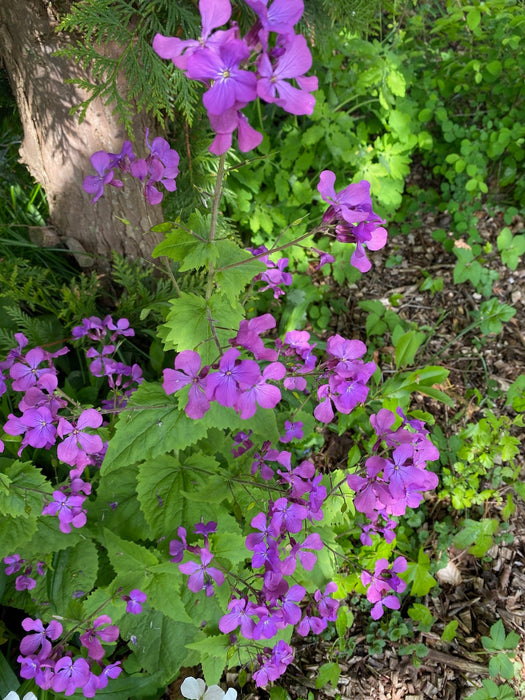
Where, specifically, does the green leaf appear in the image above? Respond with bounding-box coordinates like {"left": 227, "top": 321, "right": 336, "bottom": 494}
{"left": 0, "top": 648, "right": 19, "bottom": 698}
{"left": 404, "top": 548, "right": 437, "bottom": 596}
{"left": 145, "top": 569, "right": 192, "bottom": 624}
{"left": 489, "top": 653, "right": 515, "bottom": 680}
{"left": 120, "top": 611, "right": 198, "bottom": 685}
{"left": 488, "top": 620, "right": 506, "bottom": 650}
{"left": 101, "top": 529, "right": 159, "bottom": 576}
{"left": 453, "top": 518, "right": 499, "bottom": 556}
{"left": 394, "top": 330, "right": 426, "bottom": 368}
{"left": 152, "top": 227, "right": 215, "bottom": 271}
{"left": 408, "top": 603, "right": 435, "bottom": 630}
{"left": 102, "top": 383, "right": 210, "bottom": 474}
{"left": 136, "top": 454, "right": 214, "bottom": 537}
{"left": 91, "top": 465, "right": 154, "bottom": 541}
{"left": 80, "top": 673, "right": 162, "bottom": 699}
{"left": 0, "top": 461, "right": 51, "bottom": 518}
{"left": 48, "top": 540, "right": 99, "bottom": 614}
{"left": 467, "top": 7, "right": 481, "bottom": 30}
{"left": 315, "top": 662, "right": 341, "bottom": 689}
{"left": 0, "top": 514, "right": 38, "bottom": 560}
{"left": 214, "top": 240, "right": 266, "bottom": 303}
{"left": 442, "top": 620, "right": 458, "bottom": 643}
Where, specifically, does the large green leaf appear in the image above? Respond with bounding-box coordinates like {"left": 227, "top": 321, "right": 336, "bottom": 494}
{"left": 0, "top": 515, "right": 38, "bottom": 560}
{"left": 120, "top": 611, "right": 199, "bottom": 685}
{"left": 214, "top": 240, "right": 266, "bottom": 303}
{"left": 102, "top": 383, "right": 210, "bottom": 474}
{"left": 100, "top": 529, "right": 159, "bottom": 576}
{"left": 48, "top": 540, "right": 99, "bottom": 614}
{"left": 90, "top": 465, "right": 154, "bottom": 540}
{"left": 0, "top": 461, "right": 51, "bottom": 518}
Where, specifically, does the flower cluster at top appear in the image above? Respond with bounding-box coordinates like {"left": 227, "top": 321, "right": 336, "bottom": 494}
{"left": 153, "top": 0, "right": 317, "bottom": 154}
{"left": 83, "top": 130, "right": 179, "bottom": 205}
{"left": 163, "top": 313, "right": 376, "bottom": 423}
{"left": 0, "top": 317, "right": 141, "bottom": 534}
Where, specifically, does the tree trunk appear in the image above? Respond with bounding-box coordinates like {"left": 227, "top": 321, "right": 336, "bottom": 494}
{"left": 0, "top": 0, "right": 163, "bottom": 270}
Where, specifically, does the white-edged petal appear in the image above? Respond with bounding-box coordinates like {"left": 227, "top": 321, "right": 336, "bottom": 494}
{"left": 181, "top": 678, "right": 206, "bottom": 700}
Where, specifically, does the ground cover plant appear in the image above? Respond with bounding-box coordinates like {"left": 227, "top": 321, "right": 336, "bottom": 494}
{"left": 0, "top": 1, "right": 524, "bottom": 700}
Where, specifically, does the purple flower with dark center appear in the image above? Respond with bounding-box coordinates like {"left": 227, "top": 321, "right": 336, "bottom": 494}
{"left": 83, "top": 151, "right": 123, "bottom": 203}
{"left": 10, "top": 347, "right": 54, "bottom": 392}
{"left": 279, "top": 420, "right": 303, "bottom": 443}
{"left": 42, "top": 491, "right": 87, "bottom": 533}
{"left": 20, "top": 406, "right": 57, "bottom": 449}
{"left": 206, "top": 348, "right": 260, "bottom": 408}
{"left": 219, "top": 597, "right": 257, "bottom": 638}
{"left": 270, "top": 497, "right": 308, "bottom": 536}
{"left": 186, "top": 40, "right": 257, "bottom": 116}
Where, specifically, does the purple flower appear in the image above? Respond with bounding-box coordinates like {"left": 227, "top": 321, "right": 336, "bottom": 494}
{"left": 163, "top": 350, "right": 210, "bottom": 419}
{"left": 4, "top": 553, "right": 23, "bottom": 575}
{"left": 125, "top": 589, "right": 147, "bottom": 614}
{"left": 206, "top": 348, "right": 260, "bottom": 408}
{"left": 186, "top": 40, "right": 257, "bottom": 116}
{"left": 53, "top": 656, "right": 91, "bottom": 695}
{"left": 42, "top": 491, "right": 87, "bottom": 533}
{"left": 279, "top": 420, "right": 304, "bottom": 443}
{"left": 257, "top": 35, "right": 317, "bottom": 115}
{"left": 79, "top": 615, "right": 119, "bottom": 660}
{"left": 83, "top": 151, "right": 123, "bottom": 203}
{"left": 57, "top": 409, "right": 103, "bottom": 466}
{"left": 179, "top": 548, "right": 224, "bottom": 596}
{"left": 219, "top": 597, "right": 257, "bottom": 638}
{"left": 20, "top": 617, "right": 62, "bottom": 657}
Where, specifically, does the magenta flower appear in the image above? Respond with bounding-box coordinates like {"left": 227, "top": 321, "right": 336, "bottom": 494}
{"left": 20, "top": 406, "right": 57, "bottom": 449}
{"left": 236, "top": 361, "right": 285, "bottom": 419}
{"left": 257, "top": 35, "right": 317, "bottom": 115}
{"left": 79, "top": 615, "right": 119, "bottom": 660}
{"left": 42, "top": 491, "right": 87, "bottom": 533}
{"left": 179, "top": 548, "right": 224, "bottom": 595}
{"left": 186, "top": 40, "right": 257, "bottom": 116}
{"left": 20, "top": 617, "right": 63, "bottom": 657}
{"left": 163, "top": 350, "right": 210, "bottom": 419}
{"left": 219, "top": 597, "right": 257, "bottom": 638}
{"left": 53, "top": 656, "right": 91, "bottom": 695}
{"left": 125, "top": 589, "right": 147, "bottom": 614}
{"left": 279, "top": 420, "right": 304, "bottom": 443}
{"left": 206, "top": 348, "right": 260, "bottom": 408}
{"left": 83, "top": 151, "right": 123, "bottom": 203}
{"left": 57, "top": 409, "right": 103, "bottom": 466}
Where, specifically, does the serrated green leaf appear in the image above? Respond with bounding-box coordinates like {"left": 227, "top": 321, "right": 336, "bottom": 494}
{"left": 214, "top": 240, "right": 266, "bottom": 303}
{"left": 315, "top": 661, "right": 341, "bottom": 689}
{"left": 90, "top": 465, "right": 154, "bottom": 540}
{"left": 137, "top": 454, "right": 215, "bottom": 537}
{"left": 489, "top": 652, "right": 515, "bottom": 680}
{"left": 404, "top": 548, "right": 437, "bottom": 596}
{"left": 101, "top": 529, "right": 158, "bottom": 576}
{"left": 145, "top": 570, "right": 192, "bottom": 624}
{"left": 102, "top": 383, "right": 210, "bottom": 474}
{"left": 0, "top": 514, "right": 38, "bottom": 560}
{"left": 0, "top": 461, "right": 51, "bottom": 518}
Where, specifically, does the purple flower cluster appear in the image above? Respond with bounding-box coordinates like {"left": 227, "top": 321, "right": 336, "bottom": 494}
{"left": 163, "top": 314, "right": 375, "bottom": 426}
{"left": 153, "top": 0, "right": 317, "bottom": 154}
{"left": 83, "top": 131, "right": 179, "bottom": 205}
{"left": 215, "top": 444, "right": 337, "bottom": 685}
{"left": 346, "top": 408, "right": 439, "bottom": 617}
{"left": 3, "top": 554, "right": 45, "bottom": 591}
{"left": 72, "top": 316, "right": 143, "bottom": 412}
{"left": 170, "top": 522, "right": 225, "bottom": 597}
{"left": 17, "top": 616, "right": 122, "bottom": 697}
{"left": 248, "top": 246, "right": 293, "bottom": 299}
{"left": 318, "top": 170, "right": 388, "bottom": 272}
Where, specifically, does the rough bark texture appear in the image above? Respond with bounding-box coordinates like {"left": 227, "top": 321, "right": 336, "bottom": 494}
{"left": 0, "top": 0, "right": 163, "bottom": 269}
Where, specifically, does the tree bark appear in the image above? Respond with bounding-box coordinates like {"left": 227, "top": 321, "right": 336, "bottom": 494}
{"left": 0, "top": 0, "right": 163, "bottom": 270}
